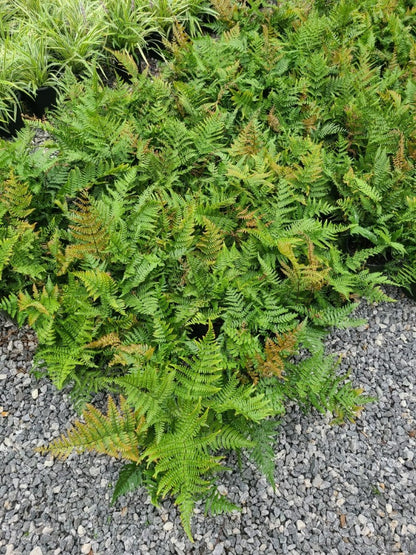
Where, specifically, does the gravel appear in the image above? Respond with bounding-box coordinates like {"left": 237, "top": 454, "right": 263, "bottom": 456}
{"left": 1, "top": 287, "right": 415, "bottom": 554}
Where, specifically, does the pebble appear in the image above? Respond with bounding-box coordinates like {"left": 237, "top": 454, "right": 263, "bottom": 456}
{"left": 89, "top": 465, "right": 101, "bottom": 477}
{"left": 77, "top": 525, "right": 86, "bottom": 537}
{"left": 312, "top": 475, "right": 323, "bottom": 488}
{"left": 296, "top": 520, "right": 306, "bottom": 531}
{"left": 163, "top": 521, "right": 174, "bottom": 531}
{"left": 14, "top": 341, "right": 24, "bottom": 352}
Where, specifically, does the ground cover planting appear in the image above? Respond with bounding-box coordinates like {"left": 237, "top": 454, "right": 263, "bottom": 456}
{"left": 0, "top": 0, "right": 415, "bottom": 541}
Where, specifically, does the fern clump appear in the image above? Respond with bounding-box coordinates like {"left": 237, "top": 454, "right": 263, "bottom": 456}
{"left": 0, "top": 0, "right": 415, "bottom": 541}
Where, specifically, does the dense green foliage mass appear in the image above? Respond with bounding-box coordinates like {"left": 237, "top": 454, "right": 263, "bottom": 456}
{"left": 0, "top": 0, "right": 415, "bottom": 540}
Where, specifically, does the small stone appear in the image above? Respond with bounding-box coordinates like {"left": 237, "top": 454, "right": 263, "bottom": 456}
{"left": 213, "top": 544, "right": 225, "bottom": 555}
{"left": 312, "top": 475, "right": 323, "bottom": 488}
{"left": 240, "top": 490, "right": 249, "bottom": 503}
{"left": 81, "top": 544, "right": 92, "bottom": 554}
{"left": 0, "top": 374, "right": 7, "bottom": 380}
{"left": 31, "top": 389, "right": 39, "bottom": 400}
{"left": 390, "top": 520, "right": 399, "bottom": 531}
{"left": 14, "top": 340, "right": 24, "bottom": 351}
{"left": 296, "top": 520, "right": 306, "bottom": 531}
{"left": 163, "top": 521, "right": 174, "bottom": 531}
{"left": 5, "top": 546, "right": 16, "bottom": 555}
{"left": 386, "top": 503, "right": 393, "bottom": 514}
{"left": 123, "top": 537, "right": 135, "bottom": 551}
{"left": 217, "top": 484, "right": 228, "bottom": 496}
{"left": 357, "top": 514, "right": 367, "bottom": 525}
{"left": 29, "top": 549, "right": 43, "bottom": 555}
{"left": 77, "top": 525, "right": 86, "bottom": 537}
{"left": 89, "top": 466, "right": 101, "bottom": 477}
{"left": 408, "top": 524, "right": 416, "bottom": 534}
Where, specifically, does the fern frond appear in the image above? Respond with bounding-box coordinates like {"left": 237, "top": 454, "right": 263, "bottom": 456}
{"left": 204, "top": 486, "right": 241, "bottom": 516}
{"left": 256, "top": 324, "right": 303, "bottom": 379}
{"left": 64, "top": 191, "right": 110, "bottom": 269}
{"left": 0, "top": 170, "right": 33, "bottom": 220}
{"left": 196, "top": 218, "right": 224, "bottom": 263}
{"left": 74, "top": 269, "right": 125, "bottom": 314}
{"left": 176, "top": 323, "right": 224, "bottom": 399}
{"left": 111, "top": 462, "right": 143, "bottom": 504}
{"left": 210, "top": 375, "right": 273, "bottom": 423}
{"left": 114, "top": 365, "right": 175, "bottom": 427}
{"left": 246, "top": 418, "right": 279, "bottom": 487}
{"left": 36, "top": 396, "right": 146, "bottom": 462}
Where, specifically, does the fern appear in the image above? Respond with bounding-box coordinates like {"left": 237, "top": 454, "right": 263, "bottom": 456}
{"left": 1, "top": 0, "right": 415, "bottom": 541}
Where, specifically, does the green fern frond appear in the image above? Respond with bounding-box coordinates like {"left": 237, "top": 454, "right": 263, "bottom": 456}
{"left": 111, "top": 462, "right": 143, "bottom": 505}
{"left": 114, "top": 365, "right": 175, "bottom": 428}
{"left": 177, "top": 324, "right": 224, "bottom": 399}
{"left": 204, "top": 486, "right": 241, "bottom": 517}
{"left": 210, "top": 375, "right": 273, "bottom": 423}
{"left": 246, "top": 418, "right": 279, "bottom": 487}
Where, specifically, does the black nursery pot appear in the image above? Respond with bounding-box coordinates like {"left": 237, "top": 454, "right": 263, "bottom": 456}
{"left": 0, "top": 100, "right": 24, "bottom": 139}
{"left": 142, "top": 31, "right": 165, "bottom": 61}
{"left": 113, "top": 58, "right": 135, "bottom": 84}
{"left": 31, "top": 86, "right": 57, "bottom": 118}
{"left": 21, "top": 86, "right": 57, "bottom": 119}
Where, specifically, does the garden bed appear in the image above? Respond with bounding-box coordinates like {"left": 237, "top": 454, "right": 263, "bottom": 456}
{"left": 1, "top": 0, "right": 415, "bottom": 545}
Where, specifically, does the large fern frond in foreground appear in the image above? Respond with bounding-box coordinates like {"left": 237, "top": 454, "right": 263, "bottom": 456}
{"left": 36, "top": 396, "right": 146, "bottom": 462}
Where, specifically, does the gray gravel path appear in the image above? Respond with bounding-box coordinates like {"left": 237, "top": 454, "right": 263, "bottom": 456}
{"left": 1, "top": 287, "right": 415, "bottom": 555}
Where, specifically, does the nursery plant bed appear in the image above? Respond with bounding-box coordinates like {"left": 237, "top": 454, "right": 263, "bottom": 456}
{"left": 0, "top": 0, "right": 415, "bottom": 544}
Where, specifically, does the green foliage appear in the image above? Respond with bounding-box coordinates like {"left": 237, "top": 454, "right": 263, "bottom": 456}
{"left": 1, "top": 0, "right": 415, "bottom": 541}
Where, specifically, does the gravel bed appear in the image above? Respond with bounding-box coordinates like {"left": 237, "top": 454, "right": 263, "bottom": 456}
{"left": 1, "top": 288, "right": 415, "bottom": 555}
